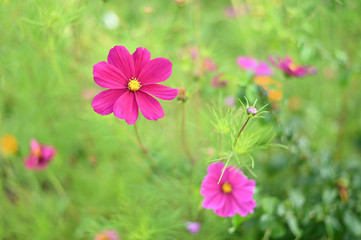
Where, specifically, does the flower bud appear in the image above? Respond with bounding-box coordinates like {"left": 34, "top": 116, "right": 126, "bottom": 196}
{"left": 247, "top": 106, "right": 258, "bottom": 116}
{"left": 177, "top": 88, "right": 187, "bottom": 102}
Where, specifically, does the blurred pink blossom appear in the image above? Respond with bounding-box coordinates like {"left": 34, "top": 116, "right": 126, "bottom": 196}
{"left": 269, "top": 56, "right": 317, "bottom": 77}
{"left": 224, "top": 96, "right": 235, "bottom": 107}
{"left": 185, "top": 221, "right": 201, "bottom": 234}
{"left": 211, "top": 74, "right": 228, "bottom": 88}
{"left": 237, "top": 57, "right": 273, "bottom": 76}
{"left": 94, "top": 230, "right": 120, "bottom": 240}
{"left": 24, "top": 139, "right": 56, "bottom": 170}
{"left": 202, "top": 57, "right": 218, "bottom": 72}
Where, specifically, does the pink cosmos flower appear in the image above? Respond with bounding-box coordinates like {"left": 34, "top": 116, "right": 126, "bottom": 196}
{"left": 24, "top": 139, "right": 56, "bottom": 170}
{"left": 200, "top": 162, "right": 256, "bottom": 217}
{"left": 185, "top": 221, "right": 201, "bottom": 234}
{"left": 94, "top": 230, "right": 120, "bottom": 240}
{"left": 269, "top": 56, "right": 317, "bottom": 77}
{"left": 237, "top": 57, "right": 273, "bottom": 76}
{"left": 211, "top": 73, "right": 228, "bottom": 88}
{"left": 91, "top": 46, "right": 179, "bottom": 124}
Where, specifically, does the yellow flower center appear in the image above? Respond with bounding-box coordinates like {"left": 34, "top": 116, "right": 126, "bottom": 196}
{"left": 33, "top": 147, "right": 42, "bottom": 157}
{"left": 221, "top": 182, "right": 232, "bottom": 193}
{"left": 289, "top": 63, "right": 297, "bottom": 71}
{"left": 128, "top": 78, "right": 141, "bottom": 91}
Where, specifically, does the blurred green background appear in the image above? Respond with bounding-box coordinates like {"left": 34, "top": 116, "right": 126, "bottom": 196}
{"left": 1, "top": 0, "right": 361, "bottom": 239}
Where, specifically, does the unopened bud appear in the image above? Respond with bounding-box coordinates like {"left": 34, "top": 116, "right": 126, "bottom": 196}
{"left": 177, "top": 88, "right": 187, "bottom": 102}
{"left": 247, "top": 107, "right": 258, "bottom": 116}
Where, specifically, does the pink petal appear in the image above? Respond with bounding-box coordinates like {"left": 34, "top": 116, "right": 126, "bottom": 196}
{"left": 30, "top": 139, "right": 40, "bottom": 153}
{"left": 138, "top": 58, "right": 172, "bottom": 85}
{"left": 202, "top": 192, "right": 225, "bottom": 209}
{"left": 232, "top": 195, "right": 256, "bottom": 216}
{"left": 107, "top": 46, "right": 135, "bottom": 80}
{"left": 140, "top": 84, "right": 179, "bottom": 100}
{"left": 135, "top": 92, "right": 165, "bottom": 121}
{"left": 92, "top": 89, "right": 127, "bottom": 115}
{"left": 254, "top": 62, "right": 273, "bottom": 76}
{"left": 214, "top": 196, "right": 236, "bottom": 217}
{"left": 93, "top": 61, "right": 128, "bottom": 89}
{"left": 237, "top": 57, "right": 258, "bottom": 70}
{"left": 24, "top": 155, "right": 39, "bottom": 169}
{"left": 113, "top": 91, "right": 139, "bottom": 125}
{"left": 42, "top": 146, "right": 56, "bottom": 160}
{"left": 132, "top": 47, "right": 151, "bottom": 78}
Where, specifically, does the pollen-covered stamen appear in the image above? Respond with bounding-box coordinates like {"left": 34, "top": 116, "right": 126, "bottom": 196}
{"left": 128, "top": 78, "right": 142, "bottom": 91}
{"left": 33, "top": 147, "right": 42, "bottom": 157}
{"left": 288, "top": 63, "right": 297, "bottom": 71}
{"left": 222, "top": 182, "right": 232, "bottom": 194}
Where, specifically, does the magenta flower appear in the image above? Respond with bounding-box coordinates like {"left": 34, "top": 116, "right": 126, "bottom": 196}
{"left": 200, "top": 162, "right": 256, "bottom": 217}
{"left": 211, "top": 73, "right": 228, "bottom": 88}
{"left": 269, "top": 56, "right": 317, "bottom": 77}
{"left": 185, "top": 221, "right": 201, "bottom": 235}
{"left": 91, "top": 46, "right": 179, "bottom": 124}
{"left": 24, "top": 139, "right": 56, "bottom": 170}
{"left": 237, "top": 57, "right": 273, "bottom": 76}
{"left": 94, "top": 230, "right": 120, "bottom": 240}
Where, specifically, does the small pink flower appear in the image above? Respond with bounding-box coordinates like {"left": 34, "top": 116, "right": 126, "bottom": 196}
{"left": 237, "top": 57, "right": 273, "bottom": 76}
{"left": 24, "top": 139, "right": 56, "bottom": 170}
{"left": 211, "top": 73, "right": 228, "bottom": 88}
{"left": 224, "top": 96, "right": 235, "bottom": 107}
{"left": 200, "top": 162, "right": 256, "bottom": 217}
{"left": 185, "top": 221, "right": 201, "bottom": 234}
{"left": 91, "top": 46, "right": 179, "bottom": 124}
{"left": 269, "top": 56, "right": 317, "bottom": 77}
{"left": 94, "top": 230, "right": 120, "bottom": 240}
{"left": 202, "top": 57, "right": 218, "bottom": 72}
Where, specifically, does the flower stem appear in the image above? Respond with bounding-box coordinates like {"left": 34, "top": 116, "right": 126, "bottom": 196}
{"left": 234, "top": 116, "right": 250, "bottom": 148}
{"left": 181, "top": 102, "right": 196, "bottom": 165}
{"left": 133, "top": 123, "right": 163, "bottom": 176}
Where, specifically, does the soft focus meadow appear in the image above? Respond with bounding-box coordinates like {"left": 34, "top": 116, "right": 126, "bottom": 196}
{"left": 1, "top": 0, "right": 361, "bottom": 239}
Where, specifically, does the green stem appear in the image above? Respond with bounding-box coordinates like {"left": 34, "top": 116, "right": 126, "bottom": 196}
{"left": 234, "top": 116, "right": 250, "bottom": 148}
{"left": 181, "top": 102, "right": 196, "bottom": 165}
{"left": 133, "top": 123, "right": 164, "bottom": 176}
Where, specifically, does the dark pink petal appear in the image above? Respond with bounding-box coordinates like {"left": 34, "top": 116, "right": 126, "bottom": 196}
{"left": 135, "top": 92, "right": 165, "bottom": 121}
{"left": 138, "top": 58, "right": 172, "bottom": 85}
{"left": 140, "top": 84, "right": 179, "bottom": 100}
{"left": 232, "top": 195, "right": 256, "bottom": 216}
{"left": 200, "top": 182, "right": 221, "bottom": 197}
{"left": 214, "top": 196, "right": 236, "bottom": 217}
{"left": 107, "top": 46, "right": 135, "bottom": 80}
{"left": 113, "top": 91, "right": 139, "bottom": 125}
{"left": 132, "top": 47, "right": 151, "bottom": 78}
{"left": 93, "top": 61, "right": 128, "bottom": 89}
{"left": 237, "top": 57, "right": 258, "bottom": 70}
{"left": 202, "top": 192, "right": 225, "bottom": 209}
{"left": 42, "top": 146, "right": 56, "bottom": 161}
{"left": 24, "top": 155, "right": 39, "bottom": 169}
{"left": 92, "top": 89, "right": 127, "bottom": 115}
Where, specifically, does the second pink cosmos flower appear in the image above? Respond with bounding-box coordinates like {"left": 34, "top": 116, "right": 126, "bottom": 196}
{"left": 92, "top": 46, "right": 179, "bottom": 124}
